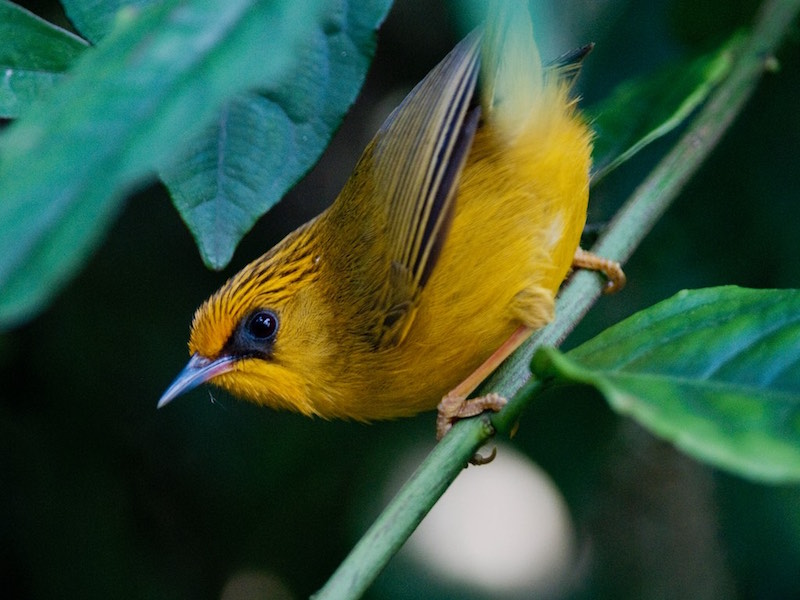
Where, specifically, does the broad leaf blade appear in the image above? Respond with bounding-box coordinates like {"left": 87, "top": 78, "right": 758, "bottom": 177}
{"left": 589, "top": 34, "right": 743, "bottom": 183}
{"left": 0, "top": 0, "right": 89, "bottom": 118}
{"left": 161, "top": 0, "right": 393, "bottom": 269}
{"left": 532, "top": 287, "right": 800, "bottom": 482}
{"left": 0, "top": 0, "right": 318, "bottom": 329}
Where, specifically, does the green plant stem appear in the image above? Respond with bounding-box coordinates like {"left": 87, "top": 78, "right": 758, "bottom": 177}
{"left": 311, "top": 413, "right": 497, "bottom": 600}
{"left": 313, "top": 1, "right": 800, "bottom": 597}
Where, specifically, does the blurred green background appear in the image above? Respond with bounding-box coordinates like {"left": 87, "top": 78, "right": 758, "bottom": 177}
{"left": 2, "top": 0, "right": 799, "bottom": 598}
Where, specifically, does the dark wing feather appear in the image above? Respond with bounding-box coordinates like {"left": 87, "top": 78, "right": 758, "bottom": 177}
{"left": 374, "top": 32, "right": 480, "bottom": 288}
{"left": 547, "top": 43, "right": 593, "bottom": 89}
{"left": 364, "top": 32, "right": 482, "bottom": 348}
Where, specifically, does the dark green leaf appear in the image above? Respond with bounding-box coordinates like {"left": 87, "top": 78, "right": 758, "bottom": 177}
{"left": 0, "top": 0, "right": 319, "bottom": 329}
{"left": 161, "top": 0, "right": 393, "bottom": 269}
{"left": 0, "top": 1, "right": 89, "bottom": 118}
{"left": 588, "top": 33, "right": 743, "bottom": 182}
{"left": 532, "top": 287, "right": 800, "bottom": 483}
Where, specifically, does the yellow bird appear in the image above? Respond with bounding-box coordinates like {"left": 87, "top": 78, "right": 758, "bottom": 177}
{"left": 159, "top": 3, "right": 623, "bottom": 438}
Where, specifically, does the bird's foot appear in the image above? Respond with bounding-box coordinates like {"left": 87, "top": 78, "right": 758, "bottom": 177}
{"left": 436, "top": 392, "right": 507, "bottom": 465}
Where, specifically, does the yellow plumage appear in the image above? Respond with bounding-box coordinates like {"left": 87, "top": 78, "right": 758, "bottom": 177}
{"left": 160, "top": 3, "right": 599, "bottom": 423}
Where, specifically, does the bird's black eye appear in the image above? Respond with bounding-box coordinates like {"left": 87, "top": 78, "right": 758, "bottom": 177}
{"left": 245, "top": 310, "right": 278, "bottom": 341}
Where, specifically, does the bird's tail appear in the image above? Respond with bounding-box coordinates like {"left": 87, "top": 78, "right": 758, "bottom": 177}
{"left": 481, "top": 0, "right": 588, "bottom": 143}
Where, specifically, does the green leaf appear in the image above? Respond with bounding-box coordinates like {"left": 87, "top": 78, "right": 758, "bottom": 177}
{"left": 0, "top": 1, "right": 89, "bottom": 118}
{"left": 161, "top": 0, "right": 393, "bottom": 269}
{"left": 531, "top": 287, "right": 800, "bottom": 483}
{"left": 588, "top": 33, "right": 743, "bottom": 183}
{"left": 0, "top": 0, "right": 320, "bottom": 329}
{"left": 61, "top": 0, "right": 156, "bottom": 43}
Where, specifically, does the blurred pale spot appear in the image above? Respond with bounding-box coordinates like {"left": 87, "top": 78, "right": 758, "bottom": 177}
{"left": 404, "top": 443, "right": 574, "bottom": 595}
{"left": 220, "top": 569, "right": 294, "bottom": 600}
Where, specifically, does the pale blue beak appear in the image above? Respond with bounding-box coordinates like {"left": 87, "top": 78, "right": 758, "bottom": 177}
{"left": 157, "top": 353, "right": 237, "bottom": 408}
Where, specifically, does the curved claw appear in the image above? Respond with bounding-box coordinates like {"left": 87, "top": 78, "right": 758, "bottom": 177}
{"left": 469, "top": 446, "right": 498, "bottom": 466}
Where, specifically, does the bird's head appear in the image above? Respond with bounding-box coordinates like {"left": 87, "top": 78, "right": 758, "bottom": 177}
{"left": 158, "top": 226, "right": 330, "bottom": 415}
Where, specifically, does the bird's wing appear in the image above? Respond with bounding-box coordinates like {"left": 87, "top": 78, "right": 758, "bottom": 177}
{"left": 352, "top": 32, "right": 481, "bottom": 349}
